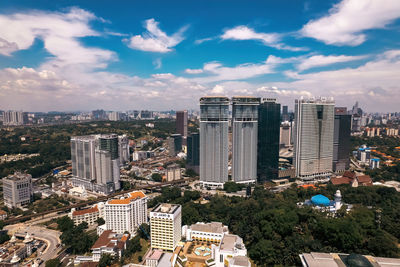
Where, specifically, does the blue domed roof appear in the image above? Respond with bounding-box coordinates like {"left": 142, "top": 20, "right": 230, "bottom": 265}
{"left": 311, "top": 194, "right": 330, "bottom": 206}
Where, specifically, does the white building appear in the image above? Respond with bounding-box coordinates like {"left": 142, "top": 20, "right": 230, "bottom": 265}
{"left": 132, "top": 151, "right": 148, "bottom": 161}
{"left": 166, "top": 164, "right": 181, "bottom": 182}
{"left": 69, "top": 202, "right": 104, "bottom": 226}
{"left": 280, "top": 121, "right": 292, "bottom": 148}
{"left": 2, "top": 172, "right": 33, "bottom": 208}
{"left": 211, "top": 234, "right": 250, "bottom": 267}
{"left": 150, "top": 203, "right": 182, "bottom": 252}
{"left": 105, "top": 191, "right": 147, "bottom": 234}
{"left": 294, "top": 97, "right": 335, "bottom": 180}
{"left": 2, "top": 110, "right": 26, "bottom": 126}
{"left": 118, "top": 135, "right": 130, "bottom": 166}
{"left": 184, "top": 222, "right": 229, "bottom": 244}
{"left": 91, "top": 230, "right": 129, "bottom": 262}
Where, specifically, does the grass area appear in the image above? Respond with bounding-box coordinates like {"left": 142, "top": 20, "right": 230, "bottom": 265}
{"left": 39, "top": 218, "right": 58, "bottom": 229}
{"left": 126, "top": 238, "right": 149, "bottom": 264}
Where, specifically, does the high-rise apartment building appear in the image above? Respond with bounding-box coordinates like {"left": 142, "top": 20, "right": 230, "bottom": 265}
{"left": 105, "top": 191, "right": 147, "bottom": 234}
{"left": 257, "top": 98, "right": 281, "bottom": 182}
{"left": 280, "top": 121, "right": 292, "bottom": 148}
{"left": 186, "top": 132, "right": 200, "bottom": 174}
{"left": 199, "top": 97, "right": 229, "bottom": 188}
{"left": 3, "top": 110, "right": 27, "bottom": 126}
{"left": 333, "top": 107, "right": 351, "bottom": 172}
{"left": 118, "top": 135, "right": 130, "bottom": 166}
{"left": 150, "top": 203, "right": 182, "bottom": 252}
{"left": 231, "top": 97, "right": 259, "bottom": 184}
{"left": 166, "top": 164, "right": 181, "bottom": 181}
{"left": 282, "top": 105, "right": 289, "bottom": 121}
{"left": 176, "top": 111, "right": 188, "bottom": 137}
{"left": 168, "top": 134, "right": 183, "bottom": 156}
{"left": 71, "top": 134, "right": 121, "bottom": 194}
{"left": 2, "top": 172, "right": 33, "bottom": 208}
{"left": 294, "top": 97, "right": 335, "bottom": 180}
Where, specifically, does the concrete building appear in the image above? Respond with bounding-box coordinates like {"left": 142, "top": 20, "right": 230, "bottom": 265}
{"left": 212, "top": 234, "right": 250, "bottom": 267}
{"left": 257, "top": 98, "right": 281, "bottom": 182}
{"left": 333, "top": 107, "right": 351, "bottom": 172}
{"left": 231, "top": 97, "right": 259, "bottom": 184}
{"left": 91, "top": 230, "right": 129, "bottom": 262}
{"left": 2, "top": 110, "right": 27, "bottom": 126}
{"left": 294, "top": 97, "right": 335, "bottom": 180}
{"left": 168, "top": 134, "right": 183, "bottom": 156}
{"left": 118, "top": 135, "right": 130, "bottom": 166}
{"left": 70, "top": 134, "right": 121, "bottom": 194}
{"left": 187, "top": 132, "right": 200, "bottom": 174}
{"left": 69, "top": 203, "right": 104, "bottom": 226}
{"left": 280, "top": 121, "right": 292, "bottom": 148}
{"left": 105, "top": 191, "right": 147, "bottom": 234}
{"left": 108, "top": 111, "right": 121, "bottom": 121}
{"left": 200, "top": 96, "right": 229, "bottom": 188}
{"left": 184, "top": 222, "right": 229, "bottom": 244}
{"left": 176, "top": 110, "right": 188, "bottom": 137}
{"left": 166, "top": 164, "right": 181, "bottom": 182}
{"left": 150, "top": 203, "right": 182, "bottom": 252}
{"left": 2, "top": 172, "right": 33, "bottom": 208}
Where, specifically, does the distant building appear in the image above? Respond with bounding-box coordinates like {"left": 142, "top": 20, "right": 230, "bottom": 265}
{"left": 333, "top": 107, "right": 351, "bottom": 172}
{"left": 357, "top": 146, "right": 371, "bottom": 164}
{"left": 3, "top": 110, "right": 27, "bottom": 126}
{"left": 3, "top": 172, "right": 33, "bottom": 208}
{"left": 232, "top": 97, "right": 259, "bottom": 184}
{"left": 370, "top": 158, "right": 380, "bottom": 169}
{"left": 280, "top": 121, "right": 292, "bottom": 148}
{"left": 150, "top": 203, "right": 182, "bottom": 252}
{"left": 330, "top": 171, "right": 373, "bottom": 187}
{"left": 168, "top": 134, "right": 183, "bottom": 156}
{"left": 200, "top": 97, "right": 229, "bottom": 188}
{"left": 186, "top": 133, "right": 200, "bottom": 174}
{"left": 294, "top": 97, "right": 335, "bottom": 180}
{"left": 257, "top": 98, "right": 280, "bottom": 182}
{"left": 118, "top": 135, "right": 130, "bottom": 166}
{"left": 108, "top": 111, "right": 121, "bottom": 121}
{"left": 282, "top": 105, "right": 289, "bottom": 122}
{"left": 176, "top": 111, "right": 188, "bottom": 137}
{"left": 91, "top": 109, "right": 107, "bottom": 120}
{"left": 166, "top": 164, "right": 181, "bottom": 182}
{"left": 105, "top": 191, "right": 147, "bottom": 234}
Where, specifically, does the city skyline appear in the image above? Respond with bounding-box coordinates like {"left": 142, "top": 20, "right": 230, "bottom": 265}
{"left": 0, "top": 0, "right": 400, "bottom": 112}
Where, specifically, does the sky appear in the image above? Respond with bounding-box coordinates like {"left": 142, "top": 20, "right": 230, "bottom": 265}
{"left": 0, "top": 0, "right": 400, "bottom": 112}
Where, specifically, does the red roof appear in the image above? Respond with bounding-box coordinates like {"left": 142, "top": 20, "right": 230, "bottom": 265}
{"left": 91, "top": 230, "right": 130, "bottom": 250}
{"left": 92, "top": 230, "right": 114, "bottom": 249}
{"left": 72, "top": 205, "right": 99, "bottom": 216}
{"left": 357, "top": 175, "right": 372, "bottom": 185}
{"left": 331, "top": 177, "right": 351, "bottom": 185}
{"left": 342, "top": 171, "right": 357, "bottom": 179}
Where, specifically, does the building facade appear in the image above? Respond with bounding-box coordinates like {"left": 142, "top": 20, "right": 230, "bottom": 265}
{"left": 176, "top": 111, "right": 188, "bottom": 137}
{"left": 199, "top": 97, "right": 229, "bottom": 187}
{"left": 2, "top": 110, "right": 27, "bottom": 126}
{"left": 168, "top": 134, "right": 183, "bottom": 156}
{"left": 257, "top": 98, "right": 281, "bottom": 182}
{"left": 105, "top": 191, "right": 147, "bottom": 234}
{"left": 333, "top": 107, "right": 351, "bottom": 172}
{"left": 2, "top": 172, "right": 33, "bottom": 208}
{"left": 150, "top": 203, "right": 182, "bottom": 252}
{"left": 166, "top": 164, "right": 181, "bottom": 182}
{"left": 69, "top": 203, "right": 104, "bottom": 226}
{"left": 294, "top": 97, "right": 335, "bottom": 180}
{"left": 118, "top": 135, "right": 130, "bottom": 166}
{"left": 231, "top": 97, "right": 259, "bottom": 184}
{"left": 186, "top": 132, "right": 200, "bottom": 174}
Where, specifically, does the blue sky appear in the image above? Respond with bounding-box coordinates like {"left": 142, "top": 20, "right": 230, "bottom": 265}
{"left": 0, "top": 0, "right": 400, "bottom": 112}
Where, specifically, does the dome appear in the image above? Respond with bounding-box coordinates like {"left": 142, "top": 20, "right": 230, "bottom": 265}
{"left": 311, "top": 194, "right": 330, "bottom": 206}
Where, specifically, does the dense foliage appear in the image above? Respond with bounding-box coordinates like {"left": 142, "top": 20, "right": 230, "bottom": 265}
{"left": 223, "top": 181, "right": 244, "bottom": 193}
{"left": 45, "top": 258, "right": 61, "bottom": 267}
{"left": 152, "top": 185, "right": 400, "bottom": 266}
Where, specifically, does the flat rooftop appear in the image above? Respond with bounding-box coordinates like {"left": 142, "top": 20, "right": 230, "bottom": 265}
{"left": 152, "top": 203, "right": 180, "bottom": 214}
{"left": 190, "top": 222, "right": 227, "bottom": 234}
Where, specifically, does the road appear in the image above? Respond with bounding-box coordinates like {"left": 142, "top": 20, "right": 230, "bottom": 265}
{"left": 5, "top": 224, "right": 62, "bottom": 265}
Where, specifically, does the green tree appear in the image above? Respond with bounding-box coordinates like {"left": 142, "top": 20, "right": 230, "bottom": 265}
{"left": 45, "top": 258, "right": 61, "bottom": 267}
{"left": 99, "top": 253, "right": 114, "bottom": 267}
{"left": 151, "top": 173, "right": 162, "bottom": 182}
{"left": 96, "top": 217, "right": 105, "bottom": 226}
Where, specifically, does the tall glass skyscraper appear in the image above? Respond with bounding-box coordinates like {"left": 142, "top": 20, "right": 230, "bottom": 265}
{"left": 294, "top": 97, "right": 335, "bottom": 180}
{"left": 333, "top": 107, "right": 351, "bottom": 172}
{"left": 187, "top": 132, "right": 200, "bottom": 173}
{"left": 199, "top": 96, "right": 229, "bottom": 187}
{"left": 176, "top": 110, "right": 188, "bottom": 137}
{"left": 257, "top": 98, "right": 281, "bottom": 182}
{"left": 232, "top": 97, "right": 260, "bottom": 183}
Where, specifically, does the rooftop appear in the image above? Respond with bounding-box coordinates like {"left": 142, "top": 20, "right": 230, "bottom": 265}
{"left": 72, "top": 205, "right": 99, "bottom": 216}
{"left": 5, "top": 172, "right": 31, "bottom": 181}
{"left": 220, "top": 234, "right": 245, "bottom": 252}
{"left": 91, "top": 230, "right": 129, "bottom": 250}
{"left": 152, "top": 203, "right": 180, "bottom": 214}
{"left": 107, "top": 191, "right": 146, "bottom": 205}
{"left": 190, "top": 222, "right": 228, "bottom": 234}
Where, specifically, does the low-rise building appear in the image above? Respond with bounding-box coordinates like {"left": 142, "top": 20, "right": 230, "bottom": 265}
{"left": 330, "top": 171, "right": 372, "bottom": 187}
{"left": 150, "top": 203, "right": 182, "bottom": 252}
{"left": 69, "top": 203, "right": 104, "bottom": 226}
{"left": 105, "top": 191, "right": 147, "bottom": 234}
{"left": 184, "top": 222, "right": 228, "bottom": 244}
{"left": 211, "top": 234, "right": 250, "bottom": 267}
{"left": 2, "top": 172, "right": 33, "bottom": 208}
{"left": 91, "top": 230, "right": 129, "bottom": 262}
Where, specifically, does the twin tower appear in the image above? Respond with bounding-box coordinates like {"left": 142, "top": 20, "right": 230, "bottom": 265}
{"left": 199, "top": 96, "right": 280, "bottom": 188}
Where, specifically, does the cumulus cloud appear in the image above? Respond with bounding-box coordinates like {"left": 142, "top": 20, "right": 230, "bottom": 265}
{"left": 125, "top": 18, "right": 188, "bottom": 53}
{"left": 221, "top": 25, "right": 306, "bottom": 51}
{"left": 185, "top": 68, "right": 203, "bottom": 74}
{"left": 296, "top": 54, "right": 366, "bottom": 71}
{"left": 301, "top": 0, "right": 400, "bottom": 46}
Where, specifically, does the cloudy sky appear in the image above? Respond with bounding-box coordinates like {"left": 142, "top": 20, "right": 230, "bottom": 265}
{"left": 1, "top": 0, "right": 400, "bottom": 112}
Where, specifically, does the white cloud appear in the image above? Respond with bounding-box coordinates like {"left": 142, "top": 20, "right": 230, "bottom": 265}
{"left": 185, "top": 68, "right": 203, "bottom": 74}
{"left": 296, "top": 55, "right": 366, "bottom": 71}
{"left": 153, "top": 58, "right": 162, "bottom": 69}
{"left": 210, "top": 84, "right": 225, "bottom": 94}
{"left": 221, "top": 25, "right": 307, "bottom": 51}
{"left": 125, "top": 18, "right": 188, "bottom": 53}
{"left": 301, "top": 0, "right": 400, "bottom": 46}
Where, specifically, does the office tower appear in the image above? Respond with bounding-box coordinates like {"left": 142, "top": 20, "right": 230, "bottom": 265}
{"left": 280, "top": 121, "right": 292, "bottom": 148}
{"left": 351, "top": 115, "right": 362, "bottom": 132}
{"left": 199, "top": 97, "right": 229, "bottom": 187}
{"left": 176, "top": 111, "right": 188, "bottom": 137}
{"left": 257, "top": 98, "right": 281, "bottom": 182}
{"left": 71, "top": 134, "right": 120, "bottom": 194}
{"left": 118, "top": 135, "right": 130, "bottom": 166}
{"left": 282, "top": 105, "right": 289, "bottom": 121}
{"left": 333, "top": 107, "right": 351, "bottom": 172}
{"left": 3, "top": 110, "right": 27, "bottom": 126}
{"left": 150, "top": 203, "right": 182, "bottom": 252}
{"left": 168, "top": 134, "right": 182, "bottom": 156}
{"left": 91, "top": 109, "right": 107, "bottom": 120}
{"left": 139, "top": 110, "right": 154, "bottom": 119}
{"left": 105, "top": 191, "right": 147, "bottom": 234}
{"left": 231, "top": 97, "right": 259, "bottom": 184}
{"left": 294, "top": 97, "right": 335, "bottom": 180}
{"left": 3, "top": 172, "right": 33, "bottom": 208}
{"left": 187, "top": 133, "right": 200, "bottom": 173}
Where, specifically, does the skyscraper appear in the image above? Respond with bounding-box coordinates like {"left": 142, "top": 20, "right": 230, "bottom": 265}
{"left": 3, "top": 110, "right": 27, "bottom": 126}
{"left": 200, "top": 96, "right": 229, "bottom": 188}
{"left": 187, "top": 132, "right": 200, "bottom": 174}
{"left": 257, "top": 98, "right": 281, "bottom": 182}
{"left": 168, "top": 134, "right": 182, "bottom": 156}
{"left": 282, "top": 105, "right": 289, "bottom": 121}
{"left": 176, "top": 110, "right": 188, "bottom": 137}
{"left": 71, "top": 134, "right": 121, "bottom": 194}
{"left": 333, "top": 107, "right": 351, "bottom": 172}
{"left": 294, "top": 97, "right": 335, "bottom": 180}
{"left": 118, "top": 135, "right": 130, "bottom": 166}
{"left": 232, "top": 97, "right": 259, "bottom": 184}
